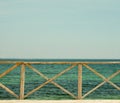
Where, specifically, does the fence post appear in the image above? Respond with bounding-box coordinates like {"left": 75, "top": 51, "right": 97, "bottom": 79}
{"left": 20, "top": 63, "right": 25, "bottom": 100}
{"left": 78, "top": 64, "right": 82, "bottom": 99}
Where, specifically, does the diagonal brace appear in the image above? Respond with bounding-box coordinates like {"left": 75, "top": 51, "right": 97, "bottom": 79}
{"left": 0, "top": 83, "right": 19, "bottom": 98}
{"left": 83, "top": 64, "right": 120, "bottom": 90}
{"left": 82, "top": 64, "right": 120, "bottom": 98}
{"left": 25, "top": 63, "right": 77, "bottom": 99}
{"left": 0, "top": 63, "right": 20, "bottom": 78}
{"left": 25, "top": 64, "right": 77, "bottom": 98}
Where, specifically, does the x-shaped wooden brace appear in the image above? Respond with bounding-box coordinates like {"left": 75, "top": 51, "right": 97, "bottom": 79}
{"left": 0, "top": 63, "right": 20, "bottom": 98}
{"left": 25, "top": 63, "right": 77, "bottom": 99}
{"left": 82, "top": 64, "right": 120, "bottom": 98}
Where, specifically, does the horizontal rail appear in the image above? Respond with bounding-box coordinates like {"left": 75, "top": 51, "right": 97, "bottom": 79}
{"left": 0, "top": 61, "right": 120, "bottom": 64}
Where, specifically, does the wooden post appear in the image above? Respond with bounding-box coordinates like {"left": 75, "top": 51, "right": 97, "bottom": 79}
{"left": 78, "top": 64, "right": 82, "bottom": 99}
{"left": 20, "top": 63, "right": 25, "bottom": 100}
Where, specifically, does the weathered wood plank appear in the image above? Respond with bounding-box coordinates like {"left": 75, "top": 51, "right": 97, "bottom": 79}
{"left": 20, "top": 64, "right": 25, "bottom": 100}
{"left": 0, "top": 64, "right": 19, "bottom": 78}
{"left": 26, "top": 62, "right": 120, "bottom": 64}
{"left": 78, "top": 64, "right": 82, "bottom": 99}
{"left": 0, "top": 83, "right": 19, "bottom": 98}
{"left": 106, "top": 70, "right": 120, "bottom": 90}
{"left": 82, "top": 65, "right": 120, "bottom": 98}
{"left": 24, "top": 64, "right": 77, "bottom": 98}
{"left": 1, "top": 61, "right": 120, "bottom": 64}
{"left": 82, "top": 81, "right": 106, "bottom": 98}
{"left": 26, "top": 63, "right": 77, "bottom": 99}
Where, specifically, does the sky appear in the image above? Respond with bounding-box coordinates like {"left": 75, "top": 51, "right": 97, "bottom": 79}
{"left": 0, "top": 0, "right": 120, "bottom": 59}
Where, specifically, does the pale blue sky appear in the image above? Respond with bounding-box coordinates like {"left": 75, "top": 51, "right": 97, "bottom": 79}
{"left": 0, "top": 0, "right": 120, "bottom": 59}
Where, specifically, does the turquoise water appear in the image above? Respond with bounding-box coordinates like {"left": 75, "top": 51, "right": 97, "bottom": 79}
{"left": 0, "top": 59, "right": 120, "bottom": 99}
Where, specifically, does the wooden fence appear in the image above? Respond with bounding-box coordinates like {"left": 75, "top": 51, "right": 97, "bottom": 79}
{"left": 0, "top": 61, "right": 120, "bottom": 100}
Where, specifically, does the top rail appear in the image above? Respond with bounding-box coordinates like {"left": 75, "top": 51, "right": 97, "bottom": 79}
{"left": 0, "top": 61, "right": 120, "bottom": 64}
